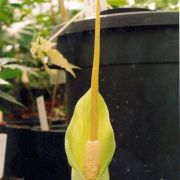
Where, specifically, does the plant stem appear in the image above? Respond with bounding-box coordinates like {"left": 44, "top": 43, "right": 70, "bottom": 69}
{"left": 50, "top": 0, "right": 68, "bottom": 119}
{"left": 50, "top": 2, "right": 56, "bottom": 24}
{"left": 50, "top": 71, "right": 60, "bottom": 117}
{"left": 90, "top": 0, "right": 100, "bottom": 141}
{"left": 58, "top": 0, "right": 68, "bottom": 22}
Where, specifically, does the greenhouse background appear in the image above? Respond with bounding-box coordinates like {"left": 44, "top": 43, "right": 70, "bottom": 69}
{"left": 0, "top": 0, "right": 179, "bottom": 180}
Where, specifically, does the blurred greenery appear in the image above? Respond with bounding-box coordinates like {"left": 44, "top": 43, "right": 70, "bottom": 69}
{"left": 0, "top": 0, "right": 60, "bottom": 108}
{"left": 0, "top": 0, "right": 179, "bottom": 112}
{"left": 107, "top": 0, "right": 179, "bottom": 9}
{"left": 133, "top": 0, "right": 179, "bottom": 9}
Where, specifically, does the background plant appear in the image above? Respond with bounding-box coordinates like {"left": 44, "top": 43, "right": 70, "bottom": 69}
{"left": 0, "top": 0, "right": 178, "bottom": 116}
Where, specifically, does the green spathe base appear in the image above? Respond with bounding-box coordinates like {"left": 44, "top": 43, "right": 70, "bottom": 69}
{"left": 65, "top": 89, "right": 115, "bottom": 179}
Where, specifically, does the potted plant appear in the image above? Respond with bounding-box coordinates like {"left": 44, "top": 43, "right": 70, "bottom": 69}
{"left": 56, "top": 1, "right": 179, "bottom": 180}
{"left": 0, "top": 0, "right": 178, "bottom": 179}
{"left": 0, "top": 0, "right": 72, "bottom": 179}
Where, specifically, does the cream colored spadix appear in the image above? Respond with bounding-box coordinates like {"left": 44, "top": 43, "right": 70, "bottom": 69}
{"left": 65, "top": 0, "right": 116, "bottom": 179}
{"left": 83, "top": 140, "right": 100, "bottom": 180}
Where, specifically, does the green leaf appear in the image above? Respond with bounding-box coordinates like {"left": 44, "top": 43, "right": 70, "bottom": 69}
{"left": 0, "top": 90, "right": 24, "bottom": 107}
{"left": 46, "top": 49, "right": 80, "bottom": 78}
{"left": 106, "top": 0, "right": 128, "bottom": 7}
{"left": 3, "top": 64, "right": 39, "bottom": 76}
{"left": 168, "top": 0, "right": 178, "bottom": 4}
{"left": 65, "top": 89, "right": 115, "bottom": 180}
{"left": 30, "top": 37, "right": 79, "bottom": 77}
{"left": 0, "top": 68, "right": 21, "bottom": 79}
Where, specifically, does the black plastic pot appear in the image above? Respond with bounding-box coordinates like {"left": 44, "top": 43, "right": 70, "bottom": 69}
{"left": 56, "top": 10, "right": 179, "bottom": 180}
{"left": 0, "top": 126, "right": 70, "bottom": 180}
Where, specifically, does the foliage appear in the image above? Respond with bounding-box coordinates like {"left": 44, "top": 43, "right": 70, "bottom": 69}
{"left": 0, "top": 90, "right": 24, "bottom": 106}
{"left": 0, "top": 0, "right": 178, "bottom": 110}
{"left": 107, "top": 0, "right": 179, "bottom": 9}
{"left": 0, "top": 57, "right": 37, "bottom": 106}
{"left": 107, "top": 0, "right": 128, "bottom": 7}
{"left": 133, "top": 0, "right": 179, "bottom": 10}
{"left": 30, "top": 37, "right": 79, "bottom": 77}
{"left": 0, "top": 0, "right": 63, "bottom": 109}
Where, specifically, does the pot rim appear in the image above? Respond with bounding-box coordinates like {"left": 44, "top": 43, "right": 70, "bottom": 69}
{"left": 54, "top": 11, "right": 178, "bottom": 36}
